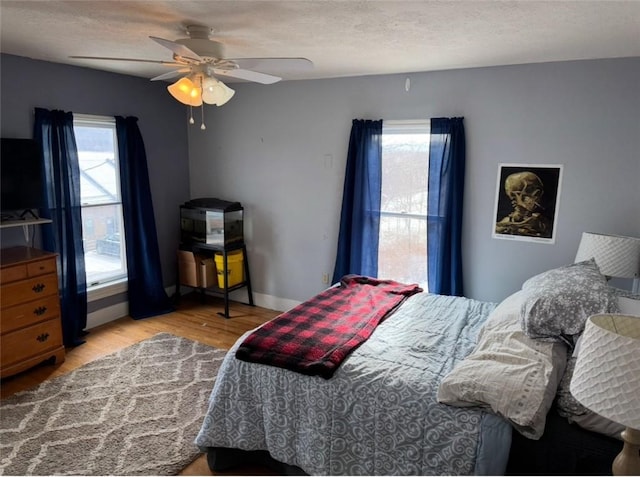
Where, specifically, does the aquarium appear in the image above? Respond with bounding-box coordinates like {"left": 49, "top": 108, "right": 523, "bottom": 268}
{"left": 180, "top": 198, "right": 244, "bottom": 248}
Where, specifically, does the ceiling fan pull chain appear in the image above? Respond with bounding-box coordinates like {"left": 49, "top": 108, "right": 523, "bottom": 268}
{"left": 199, "top": 76, "right": 206, "bottom": 130}
{"left": 189, "top": 105, "right": 195, "bottom": 125}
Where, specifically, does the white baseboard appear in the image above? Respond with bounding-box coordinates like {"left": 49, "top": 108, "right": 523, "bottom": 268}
{"left": 216, "top": 287, "right": 300, "bottom": 312}
{"left": 86, "top": 301, "right": 129, "bottom": 329}
{"left": 86, "top": 285, "right": 297, "bottom": 329}
{"left": 252, "top": 292, "right": 300, "bottom": 312}
{"left": 86, "top": 285, "right": 176, "bottom": 330}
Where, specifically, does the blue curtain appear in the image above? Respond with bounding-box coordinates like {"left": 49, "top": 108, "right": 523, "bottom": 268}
{"left": 115, "top": 117, "right": 174, "bottom": 319}
{"left": 332, "top": 119, "right": 383, "bottom": 283}
{"left": 427, "top": 117, "right": 466, "bottom": 296}
{"left": 34, "top": 108, "right": 87, "bottom": 347}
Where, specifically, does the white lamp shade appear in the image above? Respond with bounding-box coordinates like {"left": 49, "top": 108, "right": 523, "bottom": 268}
{"left": 201, "top": 77, "right": 235, "bottom": 106}
{"left": 570, "top": 314, "right": 640, "bottom": 429}
{"left": 167, "top": 77, "right": 202, "bottom": 106}
{"left": 574, "top": 232, "right": 640, "bottom": 278}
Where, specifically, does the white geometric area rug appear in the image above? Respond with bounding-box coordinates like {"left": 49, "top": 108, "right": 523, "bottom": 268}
{"left": 0, "top": 333, "right": 226, "bottom": 475}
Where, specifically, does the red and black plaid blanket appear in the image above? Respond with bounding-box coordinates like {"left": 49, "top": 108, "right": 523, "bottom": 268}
{"left": 235, "top": 275, "right": 422, "bottom": 378}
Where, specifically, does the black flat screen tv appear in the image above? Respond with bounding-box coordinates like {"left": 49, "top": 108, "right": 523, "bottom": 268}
{"left": 1, "top": 138, "right": 45, "bottom": 216}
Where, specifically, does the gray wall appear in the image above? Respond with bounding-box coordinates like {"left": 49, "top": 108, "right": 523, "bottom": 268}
{"left": 189, "top": 57, "right": 640, "bottom": 303}
{"left": 0, "top": 54, "right": 191, "bottom": 310}
{"left": 2, "top": 54, "right": 638, "bottom": 308}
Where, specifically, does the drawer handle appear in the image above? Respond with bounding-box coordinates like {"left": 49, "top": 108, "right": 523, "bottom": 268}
{"left": 34, "top": 306, "right": 48, "bottom": 316}
{"left": 36, "top": 333, "right": 50, "bottom": 343}
{"left": 32, "top": 283, "right": 46, "bottom": 293}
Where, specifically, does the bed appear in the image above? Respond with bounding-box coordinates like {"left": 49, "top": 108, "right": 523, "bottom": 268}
{"left": 195, "top": 263, "right": 628, "bottom": 475}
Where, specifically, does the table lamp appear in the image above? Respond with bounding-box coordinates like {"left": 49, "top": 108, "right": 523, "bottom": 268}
{"left": 574, "top": 232, "right": 640, "bottom": 293}
{"left": 570, "top": 314, "right": 640, "bottom": 475}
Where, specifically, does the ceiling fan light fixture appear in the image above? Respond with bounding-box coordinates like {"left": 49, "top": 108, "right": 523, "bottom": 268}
{"left": 201, "top": 77, "right": 235, "bottom": 106}
{"left": 167, "top": 77, "right": 202, "bottom": 106}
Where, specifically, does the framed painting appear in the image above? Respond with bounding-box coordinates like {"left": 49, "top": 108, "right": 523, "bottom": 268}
{"left": 492, "top": 163, "right": 563, "bottom": 244}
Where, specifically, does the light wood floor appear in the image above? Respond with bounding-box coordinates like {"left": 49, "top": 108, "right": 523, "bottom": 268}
{"left": 0, "top": 293, "right": 281, "bottom": 476}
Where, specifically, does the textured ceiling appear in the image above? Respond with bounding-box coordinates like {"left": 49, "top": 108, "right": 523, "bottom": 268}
{"left": 1, "top": 0, "right": 639, "bottom": 83}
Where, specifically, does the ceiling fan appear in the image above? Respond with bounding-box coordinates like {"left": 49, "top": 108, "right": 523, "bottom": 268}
{"left": 71, "top": 25, "right": 313, "bottom": 128}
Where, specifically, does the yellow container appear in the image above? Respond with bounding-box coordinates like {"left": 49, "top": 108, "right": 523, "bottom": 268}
{"left": 214, "top": 250, "right": 244, "bottom": 288}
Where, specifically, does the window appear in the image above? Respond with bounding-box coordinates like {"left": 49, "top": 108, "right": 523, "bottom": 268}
{"left": 73, "top": 115, "right": 127, "bottom": 289}
{"left": 378, "top": 120, "right": 430, "bottom": 287}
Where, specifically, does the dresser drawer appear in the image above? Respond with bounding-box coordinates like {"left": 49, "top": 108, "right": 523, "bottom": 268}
{"left": 0, "top": 264, "right": 28, "bottom": 284}
{"left": 0, "top": 257, "right": 56, "bottom": 284}
{"left": 1, "top": 319, "right": 63, "bottom": 368}
{"left": 1, "top": 295, "right": 61, "bottom": 334}
{"left": 0, "top": 274, "right": 59, "bottom": 308}
{"left": 26, "top": 257, "right": 57, "bottom": 277}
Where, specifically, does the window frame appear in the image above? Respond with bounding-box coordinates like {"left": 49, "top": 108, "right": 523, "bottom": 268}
{"left": 378, "top": 119, "right": 430, "bottom": 287}
{"left": 73, "top": 114, "right": 128, "bottom": 300}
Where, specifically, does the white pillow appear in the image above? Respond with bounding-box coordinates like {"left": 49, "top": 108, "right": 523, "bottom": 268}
{"left": 555, "top": 356, "right": 624, "bottom": 440}
{"left": 557, "top": 288, "right": 636, "bottom": 440}
{"left": 618, "top": 295, "right": 640, "bottom": 315}
{"left": 437, "top": 291, "right": 567, "bottom": 439}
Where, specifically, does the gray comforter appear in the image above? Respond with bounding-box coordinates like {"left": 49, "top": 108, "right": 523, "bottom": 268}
{"left": 195, "top": 293, "right": 512, "bottom": 475}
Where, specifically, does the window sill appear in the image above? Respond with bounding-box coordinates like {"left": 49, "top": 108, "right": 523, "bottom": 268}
{"left": 88, "top": 279, "right": 128, "bottom": 302}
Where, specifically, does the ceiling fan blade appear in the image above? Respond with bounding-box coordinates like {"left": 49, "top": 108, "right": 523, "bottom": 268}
{"left": 230, "top": 58, "right": 313, "bottom": 72}
{"left": 70, "top": 55, "right": 183, "bottom": 66}
{"left": 214, "top": 68, "right": 282, "bottom": 84}
{"left": 149, "top": 36, "right": 202, "bottom": 63}
{"left": 150, "top": 68, "right": 191, "bottom": 81}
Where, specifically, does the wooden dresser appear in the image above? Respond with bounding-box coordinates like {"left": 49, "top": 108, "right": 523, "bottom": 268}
{"left": 1, "top": 246, "right": 65, "bottom": 378}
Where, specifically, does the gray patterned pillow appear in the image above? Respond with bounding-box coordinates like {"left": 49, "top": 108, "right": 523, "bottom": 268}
{"left": 520, "top": 259, "right": 619, "bottom": 342}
